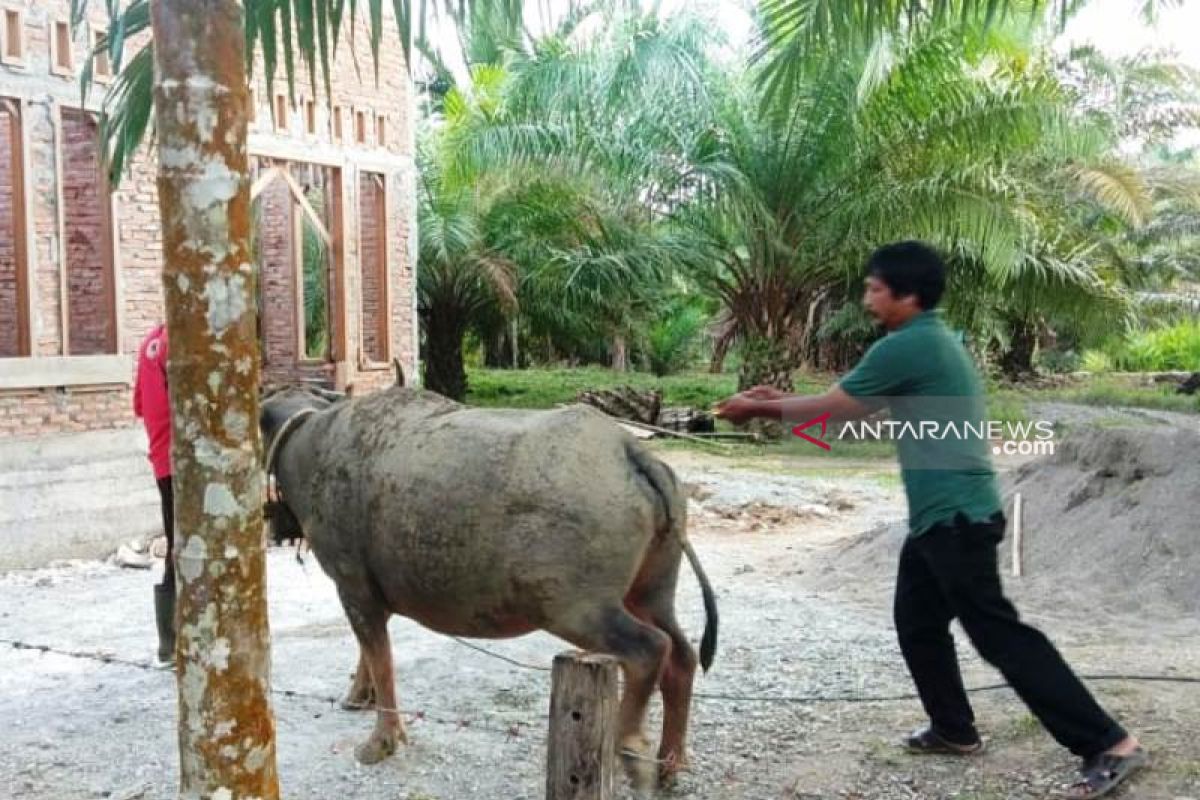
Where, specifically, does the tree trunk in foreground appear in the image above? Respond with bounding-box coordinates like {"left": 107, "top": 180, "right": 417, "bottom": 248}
{"left": 151, "top": 0, "right": 280, "bottom": 797}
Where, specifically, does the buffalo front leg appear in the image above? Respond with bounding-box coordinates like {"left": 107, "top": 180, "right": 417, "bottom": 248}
{"left": 338, "top": 589, "right": 407, "bottom": 764}
{"left": 341, "top": 651, "right": 376, "bottom": 711}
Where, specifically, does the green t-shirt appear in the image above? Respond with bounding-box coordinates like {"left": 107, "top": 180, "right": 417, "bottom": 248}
{"left": 839, "top": 310, "right": 1002, "bottom": 536}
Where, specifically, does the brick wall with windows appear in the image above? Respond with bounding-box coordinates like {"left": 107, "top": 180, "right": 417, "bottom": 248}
{"left": 0, "top": 0, "right": 417, "bottom": 437}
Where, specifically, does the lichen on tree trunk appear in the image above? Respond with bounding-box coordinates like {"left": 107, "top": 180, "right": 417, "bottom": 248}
{"left": 150, "top": 0, "right": 280, "bottom": 797}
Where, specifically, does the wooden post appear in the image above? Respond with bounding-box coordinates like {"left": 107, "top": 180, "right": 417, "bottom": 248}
{"left": 547, "top": 651, "right": 618, "bottom": 800}
{"left": 1011, "top": 492, "right": 1024, "bottom": 577}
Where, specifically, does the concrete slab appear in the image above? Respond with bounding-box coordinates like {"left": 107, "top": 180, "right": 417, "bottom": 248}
{"left": 0, "top": 426, "right": 160, "bottom": 570}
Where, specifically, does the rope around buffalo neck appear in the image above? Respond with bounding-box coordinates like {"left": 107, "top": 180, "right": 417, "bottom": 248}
{"left": 264, "top": 407, "right": 318, "bottom": 491}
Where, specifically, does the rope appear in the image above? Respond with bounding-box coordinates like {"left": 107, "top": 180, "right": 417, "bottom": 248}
{"left": 263, "top": 407, "right": 317, "bottom": 491}
{"left": 0, "top": 637, "right": 539, "bottom": 741}
{"left": 6, "top": 636, "right": 1198, "bottom": 707}
{"left": 450, "top": 637, "right": 552, "bottom": 672}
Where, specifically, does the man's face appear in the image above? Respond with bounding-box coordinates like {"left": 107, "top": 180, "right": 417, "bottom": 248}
{"left": 862, "top": 275, "right": 918, "bottom": 329}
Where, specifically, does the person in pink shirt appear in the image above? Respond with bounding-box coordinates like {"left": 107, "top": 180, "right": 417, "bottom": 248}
{"left": 133, "top": 322, "right": 175, "bottom": 664}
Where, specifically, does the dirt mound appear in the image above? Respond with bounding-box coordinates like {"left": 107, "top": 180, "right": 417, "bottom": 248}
{"left": 1007, "top": 425, "right": 1200, "bottom": 615}
{"left": 809, "top": 425, "right": 1200, "bottom": 616}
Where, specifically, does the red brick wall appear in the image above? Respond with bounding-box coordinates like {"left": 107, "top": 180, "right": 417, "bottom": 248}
{"left": 118, "top": 154, "right": 166, "bottom": 355}
{"left": 0, "top": 103, "right": 19, "bottom": 357}
{"left": 0, "top": 386, "right": 132, "bottom": 439}
{"left": 61, "top": 108, "right": 113, "bottom": 355}
{"left": 258, "top": 178, "right": 297, "bottom": 381}
{"left": 359, "top": 171, "right": 387, "bottom": 363}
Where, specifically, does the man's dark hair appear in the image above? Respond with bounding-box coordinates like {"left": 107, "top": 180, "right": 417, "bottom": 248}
{"left": 866, "top": 241, "right": 946, "bottom": 309}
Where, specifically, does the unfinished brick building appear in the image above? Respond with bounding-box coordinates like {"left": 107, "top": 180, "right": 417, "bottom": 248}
{"left": 0, "top": 1, "right": 418, "bottom": 439}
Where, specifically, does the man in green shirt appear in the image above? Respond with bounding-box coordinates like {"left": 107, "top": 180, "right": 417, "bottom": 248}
{"left": 715, "top": 242, "right": 1145, "bottom": 798}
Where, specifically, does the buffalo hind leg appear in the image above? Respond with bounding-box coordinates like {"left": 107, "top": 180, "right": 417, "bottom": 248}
{"left": 627, "top": 592, "right": 698, "bottom": 785}
{"left": 550, "top": 606, "right": 669, "bottom": 793}
{"left": 338, "top": 587, "right": 406, "bottom": 764}
{"left": 341, "top": 652, "right": 376, "bottom": 711}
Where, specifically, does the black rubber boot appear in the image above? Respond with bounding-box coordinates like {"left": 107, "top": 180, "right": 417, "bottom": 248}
{"left": 154, "top": 583, "right": 176, "bottom": 665}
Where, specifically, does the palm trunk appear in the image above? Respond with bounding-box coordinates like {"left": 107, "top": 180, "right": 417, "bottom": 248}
{"left": 1001, "top": 318, "right": 1038, "bottom": 379}
{"left": 510, "top": 316, "right": 519, "bottom": 369}
{"left": 151, "top": 1, "right": 280, "bottom": 797}
{"left": 708, "top": 331, "right": 732, "bottom": 374}
{"left": 736, "top": 336, "right": 796, "bottom": 392}
{"left": 611, "top": 334, "right": 628, "bottom": 372}
{"left": 423, "top": 308, "right": 469, "bottom": 399}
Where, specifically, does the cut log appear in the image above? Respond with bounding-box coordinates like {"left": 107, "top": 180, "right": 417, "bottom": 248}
{"left": 575, "top": 386, "right": 661, "bottom": 425}
{"left": 658, "top": 406, "right": 716, "bottom": 433}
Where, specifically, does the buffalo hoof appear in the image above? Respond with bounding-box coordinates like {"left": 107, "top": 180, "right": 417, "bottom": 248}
{"left": 353, "top": 718, "right": 407, "bottom": 765}
{"left": 656, "top": 750, "right": 686, "bottom": 787}
{"left": 354, "top": 733, "right": 396, "bottom": 765}
{"left": 619, "top": 736, "right": 656, "bottom": 796}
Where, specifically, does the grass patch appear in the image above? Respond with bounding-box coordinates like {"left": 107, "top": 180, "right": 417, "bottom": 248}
{"left": 465, "top": 367, "right": 834, "bottom": 410}
{"left": 863, "top": 737, "right": 905, "bottom": 767}
{"left": 1019, "top": 376, "right": 1199, "bottom": 415}
{"left": 466, "top": 366, "right": 740, "bottom": 409}
{"left": 1168, "top": 759, "right": 1200, "bottom": 780}
{"left": 1000, "top": 713, "right": 1042, "bottom": 741}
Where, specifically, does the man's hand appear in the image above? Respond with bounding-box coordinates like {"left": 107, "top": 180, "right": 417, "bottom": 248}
{"left": 715, "top": 385, "right": 872, "bottom": 427}
{"left": 713, "top": 394, "right": 763, "bottom": 424}
{"left": 714, "top": 386, "right": 789, "bottom": 424}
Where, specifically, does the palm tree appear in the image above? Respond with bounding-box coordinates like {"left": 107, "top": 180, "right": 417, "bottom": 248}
{"left": 421, "top": 6, "right": 726, "bottom": 387}
{"left": 416, "top": 125, "right": 518, "bottom": 398}
{"left": 754, "top": 0, "right": 1185, "bottom": 108}
{"left": 682, "top": 26, "right": 1129, "bottom": 387}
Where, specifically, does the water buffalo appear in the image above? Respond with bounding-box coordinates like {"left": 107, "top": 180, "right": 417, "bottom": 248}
{"left": 261, "top": 385, "right": 718, "bottom": 786}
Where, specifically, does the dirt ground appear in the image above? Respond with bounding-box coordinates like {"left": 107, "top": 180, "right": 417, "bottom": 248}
{"left": 2, "top": 435, "right": 1198, "bottom": 800}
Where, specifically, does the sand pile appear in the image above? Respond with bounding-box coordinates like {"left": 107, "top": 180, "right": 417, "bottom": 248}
{"left": 810, "top": 424, "right": 1200, "bottom": 615}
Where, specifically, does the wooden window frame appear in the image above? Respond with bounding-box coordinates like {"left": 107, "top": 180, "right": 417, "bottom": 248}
{"left": 274, "top": 166, "right": 342, "bottom": 366}
{"left": 89, "top": 26, "right": 111, "bottom": 83}
{"left": 354, "top": 108, "right": 367, "bottom": 145}
{"left": 1, "top": 96, "right": 31, "bottom": 357}
{"left": 58, "top": 107, "right": 118, "bottom": 356}
{"left": 302, "top": 97, "right": 316, "bottom": 137}
{"left": 375, "top": 114, "right": 386, "bottom": 150}
{"left": 331, "top": 104, "right": 343, "bottom": 143}
{"left": 273, "top": 92, "right": 289, "bottom": 133}
{"left": 2, "top": 7, "right": 26, "bottom": 67}
{"left": 358, "top": 171, "right": 391, "bottom": 368}
{"left": 50, "top": 18, "right": 74, "bottom": 78}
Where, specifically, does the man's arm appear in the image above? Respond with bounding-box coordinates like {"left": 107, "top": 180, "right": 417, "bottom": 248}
{"left": 714, "top": 385, "right": 873, "bottom": 424}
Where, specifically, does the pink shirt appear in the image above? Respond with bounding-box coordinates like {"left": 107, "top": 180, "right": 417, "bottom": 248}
{"left": 133, "top": 324, "right": 172, "bottom": 479}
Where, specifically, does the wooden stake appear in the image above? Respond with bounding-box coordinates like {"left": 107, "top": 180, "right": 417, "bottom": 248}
{"left": 1012, "top": 492, "right": 1024, "bottom": 578}
{"left": 546, "top": 652, "right": 618, "bottom": 800}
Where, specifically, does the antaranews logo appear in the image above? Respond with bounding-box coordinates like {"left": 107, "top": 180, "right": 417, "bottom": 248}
{"left": 787, "top": 398, "right": 1056, "bottom": 465}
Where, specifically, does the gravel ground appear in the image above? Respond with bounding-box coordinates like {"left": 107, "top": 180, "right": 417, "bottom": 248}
{"left": 2, "top": 449, "right": 1197, "bottom": 800}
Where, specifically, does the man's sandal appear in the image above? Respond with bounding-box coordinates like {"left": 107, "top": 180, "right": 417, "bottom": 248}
{"left": 903, "top": 727, "right": 984, "bottom": 755}
{"left": 1054, "top": 747, "right": 1149, "bottom": 799}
